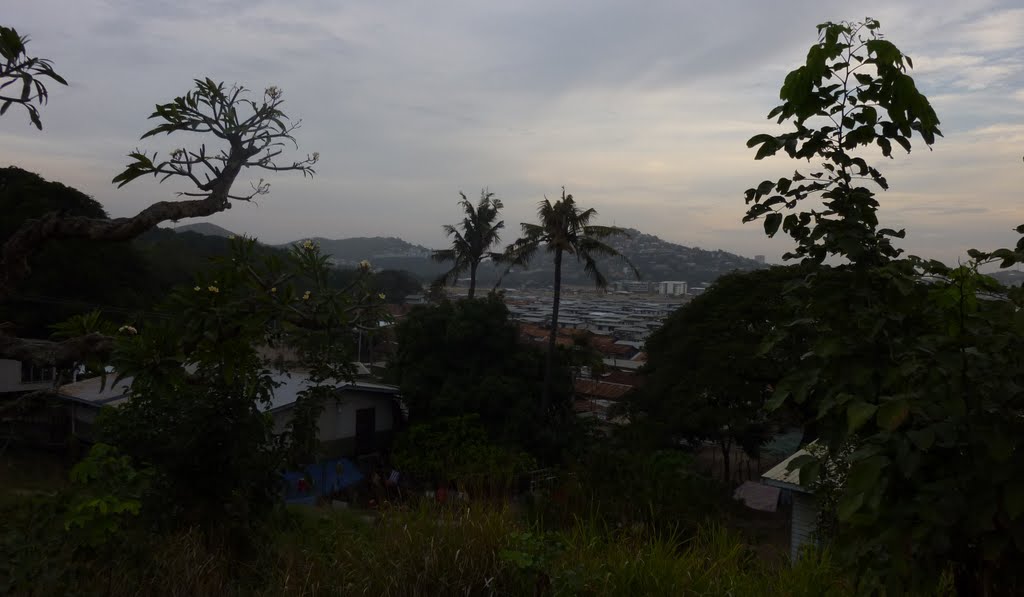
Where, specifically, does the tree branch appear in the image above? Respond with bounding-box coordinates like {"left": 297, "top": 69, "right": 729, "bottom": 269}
{"left": 0, "top": 332, "right": 113, "bottom": 367}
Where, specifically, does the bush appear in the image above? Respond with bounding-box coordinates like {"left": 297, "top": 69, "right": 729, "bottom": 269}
{"left": 392, "top": 415, "right": 536, "bottom": 496}
{"left": 2, "top": 495, "right": 858, "bottom": 596}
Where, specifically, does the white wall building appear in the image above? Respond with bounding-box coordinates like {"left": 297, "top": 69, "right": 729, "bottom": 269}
{"left": 0, "top": 358, "right": 55, "bottom": 394}
{"left": 56, "top": 370, "right": 401, "bottom": 457}
{"left": 761, "top": 447, "right": 818, "bottom": 562}
{"left": 657, "top": 281, "right": 687, "bottom": 296}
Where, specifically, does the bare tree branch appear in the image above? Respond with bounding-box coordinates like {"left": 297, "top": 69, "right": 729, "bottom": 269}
{"left": 0, "top": 79, "right": 318, "bottom": 297}
{"left": 0, "top": 332, "right": 113, "bottom": 367}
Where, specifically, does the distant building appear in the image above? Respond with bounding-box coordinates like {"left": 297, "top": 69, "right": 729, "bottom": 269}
{"left": 754, "top": 255, "right": 766, "bottom": 264}
{"left": 657, "top": 281, "right": 687, "bottom": 296}
{"left": 0, "top": 359, "right": 55, "bottom": 394}
{"left": 689, "top": 286, "right": 708, "bottom": 296}
{"left": 614, "top": 280, "right": 651, "bottom": 293}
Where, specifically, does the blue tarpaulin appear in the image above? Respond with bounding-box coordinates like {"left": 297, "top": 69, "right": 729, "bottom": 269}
{"left": 283, "top": 458, "right": 364, "bottom": 504}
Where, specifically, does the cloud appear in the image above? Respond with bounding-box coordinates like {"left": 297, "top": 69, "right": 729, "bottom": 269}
{"left": 1, "top": 0, "right": 1022, "bottom": 267}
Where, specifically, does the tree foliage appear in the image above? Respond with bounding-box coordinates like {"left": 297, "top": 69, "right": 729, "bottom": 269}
{"left": 635, "top": 266, "right": 809, "bottom": 482}
{"left": 389, "top": 294, "right": 571, "bottom": 451}
{"left": 392, "top": 415, "right": 535, "bottom": 494}
{"left": 744, "top": 18, "right": 940, "bottom": 266}
{"left": 1, "top": 78, "right": 317, "bottom": 301}
{"left": 98, "top": 238, "right": 385, "bottom": 529}
{"left": 503, "top": 188, "right": 638, "bottom": 413}
{"left": 747, "top": 19, "right": 1024, "bottom": 594}
{"left": 0, "top": 25, "right": 66, "bottom": 129}
{"left": 0, "top": 167, "right": 158, "bottom": 338}
{"left": 432, "top": 189, "right": 505, "bottom": 299}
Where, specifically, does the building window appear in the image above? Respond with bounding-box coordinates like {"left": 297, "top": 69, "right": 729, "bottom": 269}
{"left": 20, "top": 361, "right": 54, "bottom": 384}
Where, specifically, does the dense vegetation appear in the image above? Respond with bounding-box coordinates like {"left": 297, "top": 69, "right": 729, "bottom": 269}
{"left": 2, "top": 16, "right": 1022, "bottom": 597}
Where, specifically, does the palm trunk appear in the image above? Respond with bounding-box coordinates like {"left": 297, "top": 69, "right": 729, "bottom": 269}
{"left": 720, "top": 438, "right": 732, "bottom": 484}
{"left": 468, "top": 261, "right": 478, "bottom": 299}
{"left": 541, "top": 248, "right": 562, "bottom": 415}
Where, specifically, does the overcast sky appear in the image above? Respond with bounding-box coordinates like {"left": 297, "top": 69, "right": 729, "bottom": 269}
{"left": 2, "top": 1, "right": 1022, "bottom": 264}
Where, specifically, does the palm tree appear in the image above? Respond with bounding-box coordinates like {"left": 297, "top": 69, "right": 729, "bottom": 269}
{"left": 431, "top": 189, "right": 505, "bottom": 299}
{"left": 504, "top": 188, "right": 638, "bottom": 413}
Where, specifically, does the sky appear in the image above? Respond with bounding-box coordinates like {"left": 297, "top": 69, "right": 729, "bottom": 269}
{"left": 2, "top": 1, "right": 1022, "bottom": 265}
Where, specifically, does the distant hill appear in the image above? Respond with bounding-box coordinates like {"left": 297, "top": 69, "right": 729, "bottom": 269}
{"left": 273, "top": 230, "right": 765, "bottom": 289}
{"left": 170, "top": 222, "right": 237, "bottom": 238}
{"left": 607, "top": 228, "right": 768, "bottom": 286}
{"left": 989, "top": 269, "right": 1024, "bottom": 287}
{"left": 482, "top": 228, "right": 767, "bottom": 289}
{"left": 277, "top": 236, "right": 445, "bottom": 279}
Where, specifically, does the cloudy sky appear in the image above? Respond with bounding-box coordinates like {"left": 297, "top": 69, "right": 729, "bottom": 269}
{"left": 2, "top": 1, "right": 1022, "bottom": 264}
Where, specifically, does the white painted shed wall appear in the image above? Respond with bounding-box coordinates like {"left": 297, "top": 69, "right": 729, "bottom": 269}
{"left": 791, "top": 492, "right": 819, "bottom": 561}
{"left": 0, "top": 359, "right": 52, "bottom": 393}
{"left": 272, "top": 392, "right": 394, "bottom": 442}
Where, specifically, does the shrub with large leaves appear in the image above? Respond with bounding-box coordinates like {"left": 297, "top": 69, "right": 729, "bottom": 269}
{"left": 747, "top": 18, "right": 1024, "bottom": 594}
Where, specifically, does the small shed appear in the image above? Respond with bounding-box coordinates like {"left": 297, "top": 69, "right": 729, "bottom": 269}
{"left": 761, "top": 447, "right": 818, "bottom": 562}
{"left": 55, "top": 371, "right": 401, "bottom": 458}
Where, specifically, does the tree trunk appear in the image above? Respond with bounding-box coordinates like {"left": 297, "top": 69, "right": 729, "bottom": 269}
{"left": 541, "top": 249, "right": 562, "bottom": 415}
{"left": 720, "top": 439, "right": 732, "bottom": 485}
{"left": 468, "top": 261, "right": 478, "bottom": 299}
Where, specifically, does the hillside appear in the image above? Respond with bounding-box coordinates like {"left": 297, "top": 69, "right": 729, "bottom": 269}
{"left": 269, "top": 230, "right": 765, "bottom": 288}
{"left": 492, "top": 229, "right": 766, "bottom": 289}
{"left": 170, "top": 222, "right": 238, "bottom": 238}
{"left": 278, "top": 236, "right": 447, "bottom": 280}
{"left": 607, "top": 228, "right": 767, "bottom": 286}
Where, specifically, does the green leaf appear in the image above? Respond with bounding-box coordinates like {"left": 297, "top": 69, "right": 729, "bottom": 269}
{"left": 847, "top": 401, "right": 878, "bottom": 433}
{"left": 847, "top": 456, "right": 886, "bottom": 493}
{"left": 837, "top": 491, "right": 865, "bottom": 521}
{"left": 764, "top": 213, "right": 783, "bottom": 236}
{"left": 746, "top": 134, "right": 775, "bottom": 148}
{"left": 1004, "top": 482, "right": 1024, "bottom": 520}
{"left": 907, "top": 428, "right": 935, "bottom": 450}
{"left": 876, "top": 399, "right": 910, "bottom": 431}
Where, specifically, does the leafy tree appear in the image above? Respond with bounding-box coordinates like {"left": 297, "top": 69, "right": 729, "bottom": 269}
{"left": 744, "top": 19, "right": 1024, "bottom": 594}
{"left": 0, "top": 25, "right": 66, "bottom": 129}
{"left": 744, "top": 18, "right": 939, "bottom": 267}
{"left": 432, "top": 189, "right": 505, "bottom": 299}
{"left": 503, "top": 188, "right": 637, "bottom": 414}
{"left": 389, "top": 294, "right": 571, "bottom": 450}
{"left": 635, "top": 266, "right": 808, "bottom": 483}
{"left": 1, "top": 77, "right": 318, "bottom": 370}
{"left": 98, "top": 238, "right": 383, "bottom": 529}
{"left": 0, "top": 167, "right": 159, "bottom": 337}
{"left": 392, "top": 415, "right": 535, "bottom": 495}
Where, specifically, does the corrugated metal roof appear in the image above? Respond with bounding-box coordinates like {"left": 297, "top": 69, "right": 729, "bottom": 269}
{"left": 57, "top": 370, "right": 398, "bottom": 414}
{"left": 57, "top": 376, "right": 134, "bottom": 407}
{"left": 761, "top": 444, "right": 815, "bottom": 493}
{"left": 574, "top": 379, "right": 633, "bottom": 400}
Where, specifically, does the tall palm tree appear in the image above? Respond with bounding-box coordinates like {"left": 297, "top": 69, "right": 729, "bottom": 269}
{"left": 432, "top": 189, "right": 504, "bottom": 299}
{"left": 504, "top": 188, "right": 638, "bottom": 413}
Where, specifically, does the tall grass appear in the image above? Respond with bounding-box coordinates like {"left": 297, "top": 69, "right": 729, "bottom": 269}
{"left": 2, "top": 499, "right": 851, "bottom": 596}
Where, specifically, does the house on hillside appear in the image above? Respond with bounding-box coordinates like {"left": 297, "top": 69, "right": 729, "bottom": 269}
{"left": 55, "top": 370, "right": 402, "bottom": 458}
{"left": 572, "top": 378, "right": 634, "bottom": 425}
{"left": 0, "top": 358, "right": 55, "bottom": 394}
{"left": 761, "top": 447, "right": 818, "bottom": 562}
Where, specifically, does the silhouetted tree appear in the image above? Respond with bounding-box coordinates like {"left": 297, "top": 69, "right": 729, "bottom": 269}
{"left": 432, "top": 189, "right": 504, "bottom": 299}
{"left": 504, "top": 188, "right": 637, "bottom": 413}
{"left": 1, "top": 76, "right": 318, "bottom": 369}
{"left": 0, "top": 25, "right": 66, "bottom": 129}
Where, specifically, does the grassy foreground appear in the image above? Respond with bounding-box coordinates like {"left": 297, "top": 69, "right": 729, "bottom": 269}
{"left": 2, "top": 495, "right": 850, "bottom": 597}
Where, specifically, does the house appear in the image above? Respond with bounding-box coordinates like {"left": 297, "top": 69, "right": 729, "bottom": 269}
{"left": 55, "top": 370, "right": 402, "bottom": 458}
{"left": 0, "top": 358, "right": 55, "bottom": 394}
{"left": 266, "top": 373, "right": 401, "bottom": 457}
{"left": 761, "top": 446, "right": 817, "bottom": 561}
{"left": 572, "top": 377, "right": 634, "bottom": 425}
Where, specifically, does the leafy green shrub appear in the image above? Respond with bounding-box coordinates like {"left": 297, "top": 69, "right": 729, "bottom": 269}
{"left": 392, "top": 415, "right": 536, "bottom": 496}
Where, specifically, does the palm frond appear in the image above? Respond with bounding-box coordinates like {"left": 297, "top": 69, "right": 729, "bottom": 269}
{"left": 582, "top": 224, "right": 625, "bottom": 239}
{"left": 431, "top": 249, "right": 457, "bottom": 263}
